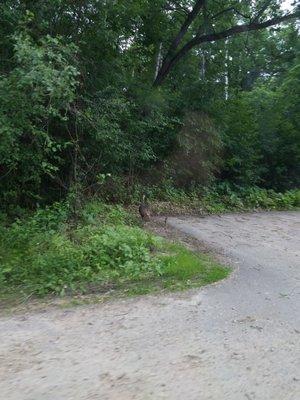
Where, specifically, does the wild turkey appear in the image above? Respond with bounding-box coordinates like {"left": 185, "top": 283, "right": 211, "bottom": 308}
{"left": 139, "top": 195, "right": 151, "bottom": 221}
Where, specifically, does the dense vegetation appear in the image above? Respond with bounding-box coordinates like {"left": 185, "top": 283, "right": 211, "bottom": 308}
{"left": 0, "top": 1, "right": 299, "bottom": 210}
{"left": 0, "top": 201, "right": 228, "bottom": 298}
{"left": 0, "top": 1, "right": 299, "bottom": 300}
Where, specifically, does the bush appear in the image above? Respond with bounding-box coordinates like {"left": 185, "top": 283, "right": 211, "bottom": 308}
{"left": 0, "top": 225, "right": 163, "bottom": 295}
{"left": 0, "top": 200, "right": 229, "bottom": 298}
{"left": 0, "top": 201, "right": 161, "bottom": 295}
{"left": 0, "top": 32, "right": 79, "bottom": 208}
{"left": 81, "top": 226, "right": 162, "bottom": 279}
{"left": 202, "top": 184, "right": 300, "bottom": 212}
{"left": 147, "top": 182, "right": 300, "bottom": 215}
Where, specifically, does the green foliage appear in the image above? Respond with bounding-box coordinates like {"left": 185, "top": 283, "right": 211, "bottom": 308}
{"left": 0, "top": 1, "right": 298, "bottom": 210}
{"left": 79, "top": 86, "right": 179, "bottom": 177}
{"left": 1, "top": 1, "right": 298, "bottom": 307}
{"left": 0, "top": 202, "right": 158, "bottom": 295}
{"left": 219, "top": 60, "right": 300, "bottom": 190}
{"left": 0, "top": 201, "right": 228, "bottom": 297}
{"left": 80, "top": 201, "right": 134, "bottom": 226}
{"left": 220, "top": 95, "right": 263, "bottom": 186}
{"left": 202, "top": 184, "right": 300, "bottom": 212}
{"left": 0, "top": 32, "right": 79, "bottom": 207}
{"left": 0, "top": 226, "right": 160, "bottom": 296}
{"left": 146, "top": 183, "right": 300, "bottom": 215}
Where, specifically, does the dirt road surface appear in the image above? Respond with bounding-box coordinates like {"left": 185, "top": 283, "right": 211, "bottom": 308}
{"left": 0, "top": 211, "right": 299, "bottom": 400}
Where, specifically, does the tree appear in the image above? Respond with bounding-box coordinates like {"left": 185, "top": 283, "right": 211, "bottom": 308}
{"left": 154, "top": 0, "right": 300, "bottom": 85}
{"left": 0, "top": 32, "right": 79, "bottom": 206}
{"left": 0, "top": 0, "right": 299, "bottom": 209}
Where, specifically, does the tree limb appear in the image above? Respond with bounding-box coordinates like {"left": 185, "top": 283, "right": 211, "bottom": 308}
{"left": 154, "top": 0, "right": 206, "bottom": 88}
{"left": 166, "top": 0, "right": 206, "bottom": 54}
{"left": 154, "top": 10, "right": 299, "bottom": 86}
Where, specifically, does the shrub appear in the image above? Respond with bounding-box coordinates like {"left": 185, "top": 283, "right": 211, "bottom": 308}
{"left": 202, "top": 184, "right": 300, "bottom": 211}
{"left": 0, "top": 32, "right": 79, "bottom": 208}
{"left": 0, "top": 201, "right": 162, "bottom": 295}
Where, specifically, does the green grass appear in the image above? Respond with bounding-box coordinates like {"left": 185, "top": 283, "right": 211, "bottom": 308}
{"left": 119, "top": 243, "right": 229, "bottom": 296}
{"left": 0, "top": 242, "right": 229, "bottom": 312}
{"left": 0, "top": 201, "right": 229, "bottom": 310}
{"left": 160, "top": 242, "right": 228, "bottom": 283}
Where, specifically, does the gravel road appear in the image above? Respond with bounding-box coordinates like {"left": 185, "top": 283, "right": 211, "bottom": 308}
{"left": 0, "top": 211, "right": 299, "bottom": 400}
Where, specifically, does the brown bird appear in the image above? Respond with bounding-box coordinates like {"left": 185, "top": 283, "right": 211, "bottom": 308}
{"left": 139, "top": 194, "right": 151, "bottom": 221}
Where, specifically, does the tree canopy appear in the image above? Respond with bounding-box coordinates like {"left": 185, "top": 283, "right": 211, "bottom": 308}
{"left": 0, "top": 0, "right": 299, "bottom": 209}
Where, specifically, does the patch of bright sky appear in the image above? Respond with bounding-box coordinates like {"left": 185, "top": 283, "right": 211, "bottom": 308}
{"left": 281, "top": 0, "right": 294, "bottom": 11}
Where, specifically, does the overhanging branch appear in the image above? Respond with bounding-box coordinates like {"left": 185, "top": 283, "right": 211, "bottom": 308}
{"left": 155, "top": 0, "right": 206, "bottom": 84}
{"left": 166, "top": 0, "right": 206, "bottom": 55}
{"left": 154, "top": 10, "right": 299, "bottom": 86}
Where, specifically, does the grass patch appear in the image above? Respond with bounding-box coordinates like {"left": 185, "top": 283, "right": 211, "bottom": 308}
{"left": 118, "top": 243, "right": 229, "bottom": 297}
{"left": 160, "top": 243, "right": 228, "bottom": 284}
{"left": 0, "top": 201, "right": 229, "bottom": 309}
